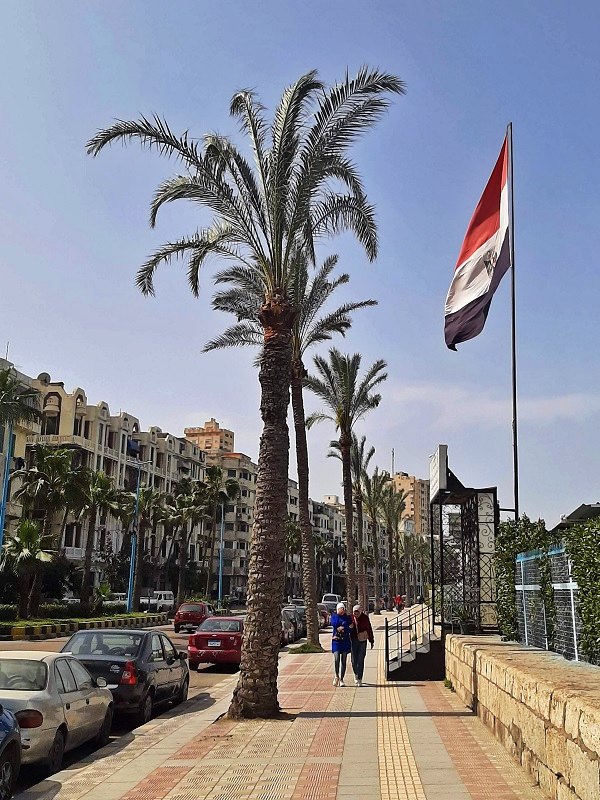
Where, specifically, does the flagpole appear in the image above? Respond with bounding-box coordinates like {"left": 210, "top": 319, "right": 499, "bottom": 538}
{"left": 507, "top": 122, "right": 519, "bottom": 519}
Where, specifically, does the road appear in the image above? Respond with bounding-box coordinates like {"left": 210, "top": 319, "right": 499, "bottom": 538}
{"left": 0, "top": 623, "right": 239, "bottom": 793}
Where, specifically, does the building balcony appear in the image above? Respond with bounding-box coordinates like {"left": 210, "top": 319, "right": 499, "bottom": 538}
{"left": 64, "top": 546, "right": 84, "bottom": 560}
{"left": 27, "top": 434, "right": 93, "bottom": 451}
{"left": 102, "top": 445, "right": 119, "bottom": 459}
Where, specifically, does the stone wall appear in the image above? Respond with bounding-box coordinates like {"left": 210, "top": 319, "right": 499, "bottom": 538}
{"left": 445, "top": 635, "right": 600, "bottom": 800}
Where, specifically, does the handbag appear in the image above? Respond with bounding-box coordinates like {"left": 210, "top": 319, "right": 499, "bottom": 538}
{"left": 357, "top": 630, "right": 368, "bottom": 642}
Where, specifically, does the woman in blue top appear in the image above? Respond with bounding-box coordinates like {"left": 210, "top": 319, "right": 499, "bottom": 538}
{"left": 330, "top": 602, "right": 353, "bottom": 686}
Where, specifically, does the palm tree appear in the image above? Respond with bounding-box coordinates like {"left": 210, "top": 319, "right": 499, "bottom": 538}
{"left": 130, "top": 486, "right": 163, "bottom": 611}
{"left": 382, "top": 485, "right": 409, "bottom": 600}
{"left": 306, "top": 349, "right": 387, "bottom": 604}
{"left": 79, "top": 471, "right": 118, "bottom": 611}
{"left": 284, "top": 516, "right": 302, "bottom": 598}
{"left": 206, "top": 253, "right": 376, "bottom": 646}
{"left": 202, "top": 466, "right": 240, "bottom": 599}
{"left": 361, "top": 467, "right": 390, "bottom": 614}
{"left": 1, "top": 520, "right": 54, "bottom": 619}
{"left": 172, "top": 479, "right": 209, "bottom": 607}
{"left": 0, "top": 368, "right": 41, "bottom": 427}
{"left": 330, "top": 434, "right": 374, "bottom": 611}
{"left": 87, "top": 67, "right": 404, "bottom": 718}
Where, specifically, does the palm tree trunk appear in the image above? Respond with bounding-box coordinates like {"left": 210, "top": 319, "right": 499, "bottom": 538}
{"left": 387, "top": 526, "right": 394, "bottom": 606}
{"left": 404, "top": 540, "right": 410, "bottom": 605}
{"left": 228, "top": 295, "right": 294, "bottom": 720}
{"left": 205, "top": 510, "right": 218, "bottom": 599}
{"left": 340, "top": 434, "right": 356, "bottom": 605}
{"left": 355, "top": 496, "right": 367, "bottom": 611}
{"left": 81, "top": 507, "right": 97, "bottom": 610}
{"left": 27, "top": 565, "right": 43, "bottom": 619}
{"left": 291, "top": 362, "right": 320, "bottom": 648}
{"left": 18, "top": 570, "right": 31, "bottom": 620}
{"left": 373, "top": 530, "right": 380, "bottom": 615}
{"left": 176, "top": 523, "right": 189, "bottom": 607}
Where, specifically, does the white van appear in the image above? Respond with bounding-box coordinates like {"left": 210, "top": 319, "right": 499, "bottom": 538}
{"left": 141, "top": 590, "right": 175, "bottom": 612}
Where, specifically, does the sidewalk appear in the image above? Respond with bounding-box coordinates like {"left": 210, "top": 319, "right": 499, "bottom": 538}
{"left": 17, "top": 615, "right": 549, "bottom": 800}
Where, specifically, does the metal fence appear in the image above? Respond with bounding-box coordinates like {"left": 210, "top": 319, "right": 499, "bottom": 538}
{"left": 515, "top": 546, "right": 583, "bottom": 662}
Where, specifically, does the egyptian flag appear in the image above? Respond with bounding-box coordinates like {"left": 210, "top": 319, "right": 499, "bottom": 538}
{"left": 445, "top": 137, "right": 511, "bottom": 350}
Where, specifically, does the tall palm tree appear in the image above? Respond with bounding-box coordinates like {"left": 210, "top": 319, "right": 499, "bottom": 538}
{"left": 284, "top": 516, "right": 302, "bottom": 599}
{"left": 202, "top": 466, "right": 240, "bottom": 599}
{"left": 330, "top": 434, "right": 374, "bottom": 610}
{"left": 306, "top": 349, "right": 387, "bottom": 604}
{"left": 87, "top": 67, "right": 404, "bottom": 718}
{"left": 79, "top": 471, "right": 118, "bottom": 611}
{"left": 382, "top": 485, "right": 409, "bottom": 600}
{"left": 206, "top": 253, "right": 376, "bottom": 646}
{"left": 0, "top": 368, "right": 41, "bottom": 427}
{"left": 361, "top": 467, "right": 390, "bottom": 614}
{"left": 130, "top": 486, "right": 163, "bottom": 611}
{"left": 1, "top": 519, "right": 54, "bottom": 619}
{"left": 172, "top": 479, "right": 209, "bottom": 606}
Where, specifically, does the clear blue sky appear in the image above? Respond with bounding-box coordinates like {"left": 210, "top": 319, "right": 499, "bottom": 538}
{"left": 1, "top": 1, "right": 599, "bottom": 526}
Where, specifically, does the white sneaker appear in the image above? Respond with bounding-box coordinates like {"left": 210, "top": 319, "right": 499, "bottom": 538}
{"left": 339, "top": 680, "right": 345, "bottom": 687}
{"left": 354, "top": 677, "right": 359, "bottom": 686}
{"left": 333, "top": 676, "right": 339, "bottom": 687}
{"left": 357, "top": 679, "right": 362, "bottom": 687}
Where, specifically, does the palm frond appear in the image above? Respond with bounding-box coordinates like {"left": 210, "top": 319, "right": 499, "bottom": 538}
{"left": 203, "top": 323, "right": 263, "bottom": 352}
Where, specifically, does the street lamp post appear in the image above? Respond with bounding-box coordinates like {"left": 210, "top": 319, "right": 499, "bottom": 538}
{"left": 0, "top": 423, "right": 14, "bottom": 549}
{"left": 217, "top": 501, "right": 225, "bottom": 607}
{"left": 126, "top": 459, "right": 152, "bottom": 613}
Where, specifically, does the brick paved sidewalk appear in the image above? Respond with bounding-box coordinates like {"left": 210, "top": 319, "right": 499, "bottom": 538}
{"left": 17, "top": 617, "right": 549, "bottom": 800}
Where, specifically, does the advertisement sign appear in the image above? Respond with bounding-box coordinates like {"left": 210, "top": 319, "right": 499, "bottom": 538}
{"left": 429, "top": 444, "right": 448, "bottom": 503}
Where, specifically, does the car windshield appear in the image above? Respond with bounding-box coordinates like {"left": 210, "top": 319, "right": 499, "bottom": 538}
{"left": 199, "top": 619, "right": 241, "bottom": 633}
{"left": 0, "top": 659, "right": 47, "bottom": 691}
{"left": 66, "top": 632, "right": 143, "bottom": 657}
{"left": 179, "top": 604, "right": 203, "bottom": 612}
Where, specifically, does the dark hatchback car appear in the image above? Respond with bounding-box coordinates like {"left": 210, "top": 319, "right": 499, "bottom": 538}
{"left": 62, "top": 630, "right": 189, "bottom": 726}
{"left": 0, "top": 704, "right": 20, "bottom": 799}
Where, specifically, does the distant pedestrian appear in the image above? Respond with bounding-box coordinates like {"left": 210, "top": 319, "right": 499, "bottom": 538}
{"left": 330, "top": 602, "right": 352, "bottom": 687}
{"left": 395, "top": 594, "right": 403, "bottom": 612}
{"left": 350, "top": 604, "right": 374, "bottom": 686}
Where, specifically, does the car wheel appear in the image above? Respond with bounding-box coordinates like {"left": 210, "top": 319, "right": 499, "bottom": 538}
{"left": 46, "top": 729, "right": 65, "bottom": 775}
{"left": 173, "top": 676, "right": 189, "bottom": 706}
{"left": 0, "top": 744, "right": 18, "bottom": 800}
{"left": 95, "top": 706, "right": 113, "bottom": 747}
{"left": 174, "top": 625, "right": 180, "bottom": 633}
{"left": 137, "top": 693, "right": 153, "bottom": 727}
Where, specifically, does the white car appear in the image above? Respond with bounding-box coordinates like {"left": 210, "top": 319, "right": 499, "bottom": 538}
{"left": 140, "top": 591, "right": 174, "bottom": 612}
{"left": 0, "top": 652, "right": 113, "bottom": 773}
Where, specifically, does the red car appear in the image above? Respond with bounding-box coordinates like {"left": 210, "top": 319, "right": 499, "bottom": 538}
{"left": 173, "top": 601, "right": 214, "bottom": 633}
{"left": 188, "top": 616, "right": 244, "bottom": 668}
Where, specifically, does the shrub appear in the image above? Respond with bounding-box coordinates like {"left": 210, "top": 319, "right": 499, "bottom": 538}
{"left": 564, "top": 519, "right": 600, "bottom": 665}
{"left": 102, "top": 601, "right": 127, "bottom": 614}
{"left": 0, "top": 605, "right": 18, "bottom": 622}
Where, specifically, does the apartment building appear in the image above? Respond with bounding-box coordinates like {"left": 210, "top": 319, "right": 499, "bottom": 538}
{"left": 0, "top": 359, "right": 206, "bottom": 586}
{"left": 392, "top": 471, "right": 430, "bottom": 537}
{"left": 184, "top": 419, "right": 234, "bottom": 465}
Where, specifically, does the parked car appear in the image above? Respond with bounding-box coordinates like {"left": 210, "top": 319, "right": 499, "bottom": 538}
{"left": 0, "top": 702, "right": 20, "bottom": 797}
{"left": 140, "top": 591, "right": 175, "bottom": 613}
{"left": 0, "top": 651, "right": 112, "bottom": 775}
{"left": 188, "top": 617, "right": 244, "bottom": 668}
{"left": 62, "top": 629, "right": 188, "bottom": 726}
{"left": 289, "top": 598, "right": 305, "bottom": 606}
{"left": 173, "top": 602, "right": 214, "bottom": 633}
{"left": 317, "top": 603, "right": 330, "bottom": 628}
{"left": 283, "top": 606, "right": 306, "bottom": 638}
{"left": 280, "top": 610, "right": 296, "bottom": 645}
{"left": 281, "top": 608, "right": 298, "bottom": 642}
{"left": 321, "top": 593, "right": 341, "bottom": 615}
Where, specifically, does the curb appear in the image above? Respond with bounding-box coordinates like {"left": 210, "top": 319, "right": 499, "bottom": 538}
{"left": 0, "top": 613, "right": 167, "bottom": 641}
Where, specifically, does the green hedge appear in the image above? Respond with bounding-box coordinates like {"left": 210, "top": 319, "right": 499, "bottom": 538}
{"left": 0, "top": 603, "right": 129, "bottom": 622}
{"left": 0, "top": 605, "right": 18, "bottom": 622}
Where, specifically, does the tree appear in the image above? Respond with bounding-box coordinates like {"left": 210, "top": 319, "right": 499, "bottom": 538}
{"left": 206, "top": 253, "right": 375, "bottom": 646}
{"left": 130, "top": 487, "right": 163, "bottom": 611}
{"left": 79, "top": 471, "right": 118, "bottom": 611}
{"left": 202, "top": 466, "right": 240, "bottom": 599}
{"left": 306, "top": 349, "right": 387, "bottom": 604}
{"left": 1, "top": 520, "right": 54, "bottom": 619}
{"left": 0, "top": 367, "right": 42, "bottom": 427}
{"left": 284, "top": 516, "right": 302, "bottom": 598}
{"left": 361, "top": 467, "right": 390, "bottom": 614}
{"left": 88, "top": 67, "right": 404, "bottom": 719}
{"left": 330, "top": 434, "right": 374, "bottom": 610}
{"left": 381, "top": 485, "right": 409, "bottom": 598}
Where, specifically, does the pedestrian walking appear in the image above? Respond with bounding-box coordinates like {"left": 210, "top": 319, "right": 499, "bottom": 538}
{"left": 395, "top": 594, "right": 403, "bottom": 613}
{"left": 350, "top": 603, "right": 374, "bottom": 686}
{"left": 330, "top": 602, "right": 352, "bottom": 687}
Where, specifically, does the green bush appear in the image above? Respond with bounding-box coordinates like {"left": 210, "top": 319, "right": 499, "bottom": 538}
{"left": 564, "top": 519, "right": 600, "bottom": 665}
{"left": 38, "top": 603, "right": 79, "bottom": 619}
{"left": 0, "top": 605, "right": 18, "bottom": 622}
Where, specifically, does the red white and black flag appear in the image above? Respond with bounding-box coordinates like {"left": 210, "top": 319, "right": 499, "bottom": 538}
{"left": 445, "top": 136, "right": 511, "bottom": 350}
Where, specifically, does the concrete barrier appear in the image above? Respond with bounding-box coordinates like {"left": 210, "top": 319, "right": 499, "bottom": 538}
{"left": 0, "top": 613, "right": 168, "bottom": 640}
{"left": 445, "top": 635, "right": 600, "bottom": 800}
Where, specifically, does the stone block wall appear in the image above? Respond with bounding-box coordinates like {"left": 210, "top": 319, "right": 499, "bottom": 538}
{"left": 445, "top": 635, "right": 600, "bottom": 800}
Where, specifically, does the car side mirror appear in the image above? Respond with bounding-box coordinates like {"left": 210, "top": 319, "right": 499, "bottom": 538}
{"left": 96, "top": 677, "right": 108, "bottom": 688}
{"left": 179, "top": 651, "right": 187, "bottom": 660}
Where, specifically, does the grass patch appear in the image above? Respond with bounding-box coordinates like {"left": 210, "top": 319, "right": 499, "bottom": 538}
{"left": 288, "top": 643, "right": 325, "bottom": 654}
{"left": 443, "top": 677, "right": 455, "bottom": 692}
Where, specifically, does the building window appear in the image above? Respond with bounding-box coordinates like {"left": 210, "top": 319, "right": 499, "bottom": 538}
{"left": 227, "top": 469, "right": 237, "bottom": 477}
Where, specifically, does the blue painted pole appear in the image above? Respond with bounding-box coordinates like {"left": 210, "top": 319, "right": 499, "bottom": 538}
{"left": 217, "top": 501, "right": 225, "bottom": 606}
{"left": 126, "top": 462, "right": 143, "bottom": 613}
{"left": 0, "top": 423, "right": 14, "bottom": 549}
